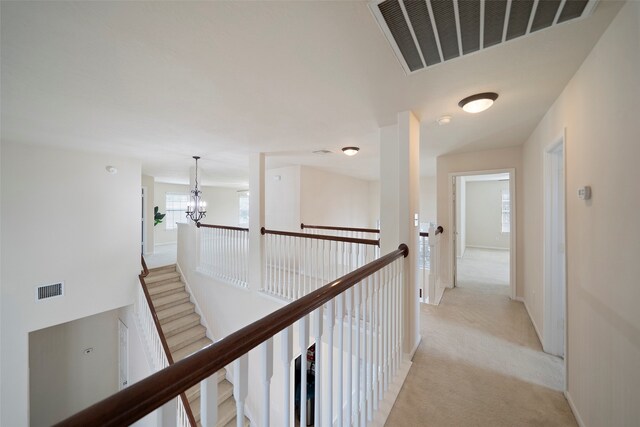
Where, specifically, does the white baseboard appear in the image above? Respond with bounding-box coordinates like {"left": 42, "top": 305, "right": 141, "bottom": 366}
{"left": 520, "top": 297, "right": 544, "bottom": 348}
{"left": 465, "top": 245, "right": 509, "bottom": 251}
{"left": 564, "top": 390, "right": 586, "bottom": 427}
{"left": 368, "top": 359, "right": 412, "bottom": 427}
{"left": 154, "top": 241, "right": 177, "bottom": 247}
{"left": 408, "top": 335, "right": 422, "bottom": 360}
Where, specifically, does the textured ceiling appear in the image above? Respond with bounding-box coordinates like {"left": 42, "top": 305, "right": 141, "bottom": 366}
{"left": 0, "top": 1, "right": 623, "bottom": 184}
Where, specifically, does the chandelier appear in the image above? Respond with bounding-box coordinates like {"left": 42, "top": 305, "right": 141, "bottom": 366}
{"left": 186, "top": 156, "right": 207, "bottom": 224}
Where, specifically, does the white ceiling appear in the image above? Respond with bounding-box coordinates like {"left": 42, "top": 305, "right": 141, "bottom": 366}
{"left": 0, "top": 1, "right": 623, "bottom": 186}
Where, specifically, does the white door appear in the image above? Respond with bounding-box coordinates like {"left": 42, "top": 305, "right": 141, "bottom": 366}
{"left": 545, "top": 144, "right": 566, "bottom": 357}
{"left": 118, "top": 319, "right": 129, "bottom": 389}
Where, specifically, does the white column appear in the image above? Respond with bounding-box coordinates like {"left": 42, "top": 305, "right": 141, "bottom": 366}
{"left": 249, "top": 153, "right": 265, "bottom": 290}
{"left": 379, "top": 111, "right": 421, "bottom": 356}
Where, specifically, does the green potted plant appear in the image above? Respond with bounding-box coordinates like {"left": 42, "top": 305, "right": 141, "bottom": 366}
{"left": 154, "top": 206, "right": 166, "bottom": 226}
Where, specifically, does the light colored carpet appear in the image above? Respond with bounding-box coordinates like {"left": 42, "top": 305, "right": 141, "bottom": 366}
{"left": 145, "top": 243, "right": 177, "bottom": 269}
{"left": 385, "top": 287, "right": 575, "bottom": 426}
{"left": 457, "top": 248, "right": 510, "bottom": 296}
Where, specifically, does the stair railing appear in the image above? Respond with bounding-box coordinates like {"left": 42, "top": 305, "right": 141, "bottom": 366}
{"left": 57, "top": 245, "right": 409, "bottom": 427}
{"left": 261, "top": 227, "right": 381, "bottom": 300}
{"left": 301, "top": 222, "right": 380, "bottom": 240}
{"left": 137, "top": 255, "right": 197, "bottom": 427}
{"left": 196, "top": 223, "right": 249, "bottom": 287}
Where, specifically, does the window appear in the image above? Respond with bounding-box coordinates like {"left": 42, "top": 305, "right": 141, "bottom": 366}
{"left": 238, "top": 191, "right": 249, "bottom": 227}
{"left": 165, "top": 193, "right": 189, "bottom": 230}
{"left": 501, "top": 188, "right": 510, "bottom": 233}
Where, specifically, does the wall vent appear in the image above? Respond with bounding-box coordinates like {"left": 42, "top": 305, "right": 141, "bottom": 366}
{"left": 370, "top": 0, "right": 599, "bottom": 75}
{"left": 36, "top": 282, "right": 64, "bottom": 301}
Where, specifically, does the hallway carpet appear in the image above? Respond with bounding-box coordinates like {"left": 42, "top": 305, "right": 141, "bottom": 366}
{"left": 385, "top": 287, "right": 576, "bottom": 426}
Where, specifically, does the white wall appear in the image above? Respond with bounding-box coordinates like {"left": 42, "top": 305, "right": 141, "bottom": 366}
{"left": 419, "top": 176, "right": 436, "bottom": 225}
{"left": 142, "top": 174, "right": 155, "bottom": 254}
{"left": 1, "top": 142, "right": 140, "bottom": 426}
{"left": 266, "top": 166, "right": 300, "bottom": 231}
{"left": 465, "top": 180, "right": 510, "bottom": 250}
{"left": 154, "top": 182, "right": 239, "bottom": 244}
{"left": 29, "top": 309, "right": 119, "bottom": 426}
{"left": 300, "top": 166, "right": 372, "bottom": 229}
{"left": 522, "top": 3, "right": 640, "bottom": 425}
{"left": 437, "top": 146, "right": 524, "bottom": 296}
{"left": 368, "top": 181, "right": 380, "bottom": 228}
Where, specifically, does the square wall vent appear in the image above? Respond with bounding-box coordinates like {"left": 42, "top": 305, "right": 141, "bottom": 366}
{"left": 370, "top": 0, "right": 599, "bottom": 75}
{"left": 36, "top": 282, "right": 64, "bottom": 301}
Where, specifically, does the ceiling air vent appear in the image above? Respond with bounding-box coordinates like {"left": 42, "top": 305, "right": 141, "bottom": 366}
{"left": 370, "top": 0, "right": 599, "bottom": 75}
{"left": 36, "top": 282, "right": 64, "bottom": 301}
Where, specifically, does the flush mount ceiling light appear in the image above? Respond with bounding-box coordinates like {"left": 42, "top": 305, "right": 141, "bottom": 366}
{"left": 342, "top": 146, "right": 360, "bottom": 156}
{"left": 458, "top": 92, "right": 499, "bottom": 113}
{"left": 312, "top": 149, "right": 332, "bottom": 155}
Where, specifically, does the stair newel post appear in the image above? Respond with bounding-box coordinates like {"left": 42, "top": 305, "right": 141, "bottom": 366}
{"left": 281, "top": 325, "right": 293, "bottom": 427}
{"left": 248, "top": 152, "right": 265, "bottom": 291}
{"left": 299, "top": 315, "right": 310, "bottom": 427}
{"left": 233, "top": 354, "right": 249, "bottom": 427}
{"left": 200, "top": 373, "right": 218, "bottom": 427}
{"left": 260, "top": 338, "right": 274, "bottom": 427}
{"left": 312, "top": 307, "right": 323, "bottom": 427}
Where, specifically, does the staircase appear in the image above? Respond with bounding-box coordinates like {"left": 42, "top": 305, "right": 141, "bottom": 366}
{"left": 146, "top": 264, "right": 249, "bottom": 427}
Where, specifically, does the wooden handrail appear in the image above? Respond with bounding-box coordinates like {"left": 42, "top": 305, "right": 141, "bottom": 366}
{"left": 419, "top": 226, "right": 444, "bottom": 238}
{"left": 262, "top": 227, "right": 380, "bottom": 246}
{"left": 301, "top": 223, "right": 380, "bottom": 234}
{"left": 56, "top": 245, "right": 408, "bottom": 427}
{"left": 136, "top": 256, "right": 197, "bottom": 427}
{"left": 196, "top": 222, "right": 249, "bottom": 232}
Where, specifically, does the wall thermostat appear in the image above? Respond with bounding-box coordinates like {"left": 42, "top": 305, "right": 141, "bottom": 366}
{"left": 577, "top": 186, "right": 591, "bottom": 200}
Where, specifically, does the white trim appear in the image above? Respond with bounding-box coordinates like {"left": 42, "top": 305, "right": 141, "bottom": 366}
{"left": 465, "top": 245, "right": 509, "bottom": 251}
{"left": 368, "top": 359, "right": 412, "bottom": 427}
{"left": 543, "top": 130, "right": 567, "bottom": 360}
{"left": 175, "top": 262, "right": 215, "bottom": 342}
{"left": 448, "top": 168, "right": 517, "bottom": 300}
{"left": 141, "top": 186, "right": 148, "bottom": 255}
{"left": 520, "top": 298, "right": 544, "bottom": 347}
{"left": 564, "top": 391, "right": 586, "bottom": 427}
{"left": 408, "top": 335, "right": 422, "bottom": 360}
{"left": 154, "top": 241, "right": 177, "bottom": 247}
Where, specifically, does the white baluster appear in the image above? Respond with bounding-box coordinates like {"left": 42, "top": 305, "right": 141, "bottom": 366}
{"left": 234, "top": 354, "right": 248, "bottom": 427}
{"left": 324, "top": 300, "right": 335, "bottom": 427}
{"left": 201, "top": 373, "right": 218, "bottom": 427}
{"left": 260, "top": 338, "right": 274, "bottom": 427}
{"left": 366, "top": 276, "right": 373, "bottom": 422}
{"left": 299, "top": 316, "right": 309, "bottom": 427}
{"left": 281, "top": 326, "right": 293, "bottom": 427}
{"left": 346, "top": 288, "right": 352, "bottom": 426}
{"left": 354, "top": 283, "right": 361, "bottom": 427}
{"left": 373, "top": 270, "right": 380, "bottom": 411}
{"left": 160, "top": 397, "right": 177, "bottom": 427}
{"left": 313, "top": 308, "right": 323, "bottom": 427}
{"left": 336, "top": 293, "right": 344, "bottom": 427}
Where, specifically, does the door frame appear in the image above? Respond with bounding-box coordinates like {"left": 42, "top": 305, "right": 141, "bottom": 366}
{"left": 448, "top": 168, "right": 517, "bottom": 300}
{"left": 543, "top": 130, "right": 568, "bottom": 368}
{"left": 141, "top": 186, "right": 148, "bottom": 254}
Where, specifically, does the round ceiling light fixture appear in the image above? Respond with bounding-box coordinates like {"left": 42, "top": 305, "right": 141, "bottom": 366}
{"left": 342, "top": 146, "right": 360, "bottom": 156}
{"left": 458, "top": 92, "right": 499, "bottom": 113}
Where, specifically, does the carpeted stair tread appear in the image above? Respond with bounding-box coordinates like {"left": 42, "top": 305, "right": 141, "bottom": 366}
{"left": 173, "top": 337, "right": 213, "bottom": 361}
{"left": 162, "top": 313, "right": 202, "bottom": 338}
{"left": 149, "top": 264, "right": 177, "bottom": 275}
{"left": 157, "top": 302, "right": 195, "bottom": 323}
{"left": 167, "top": 325, "right": 207, "bottom": 352}
{"left": 152, "top": 291, "right": 190, "bottom": 311}
{"left": 144, "top": 271, "right": 180, "bottom": 287}
{"left": 148, "top": 281, "right": 185, "bottom": 298}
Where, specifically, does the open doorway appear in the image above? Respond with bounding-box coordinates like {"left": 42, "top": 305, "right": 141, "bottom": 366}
{"left": 451, "top": 170, "right": 515, "bottom": 298}
{"left": 544, "top": 137, "right": 566, "bottom": 358}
